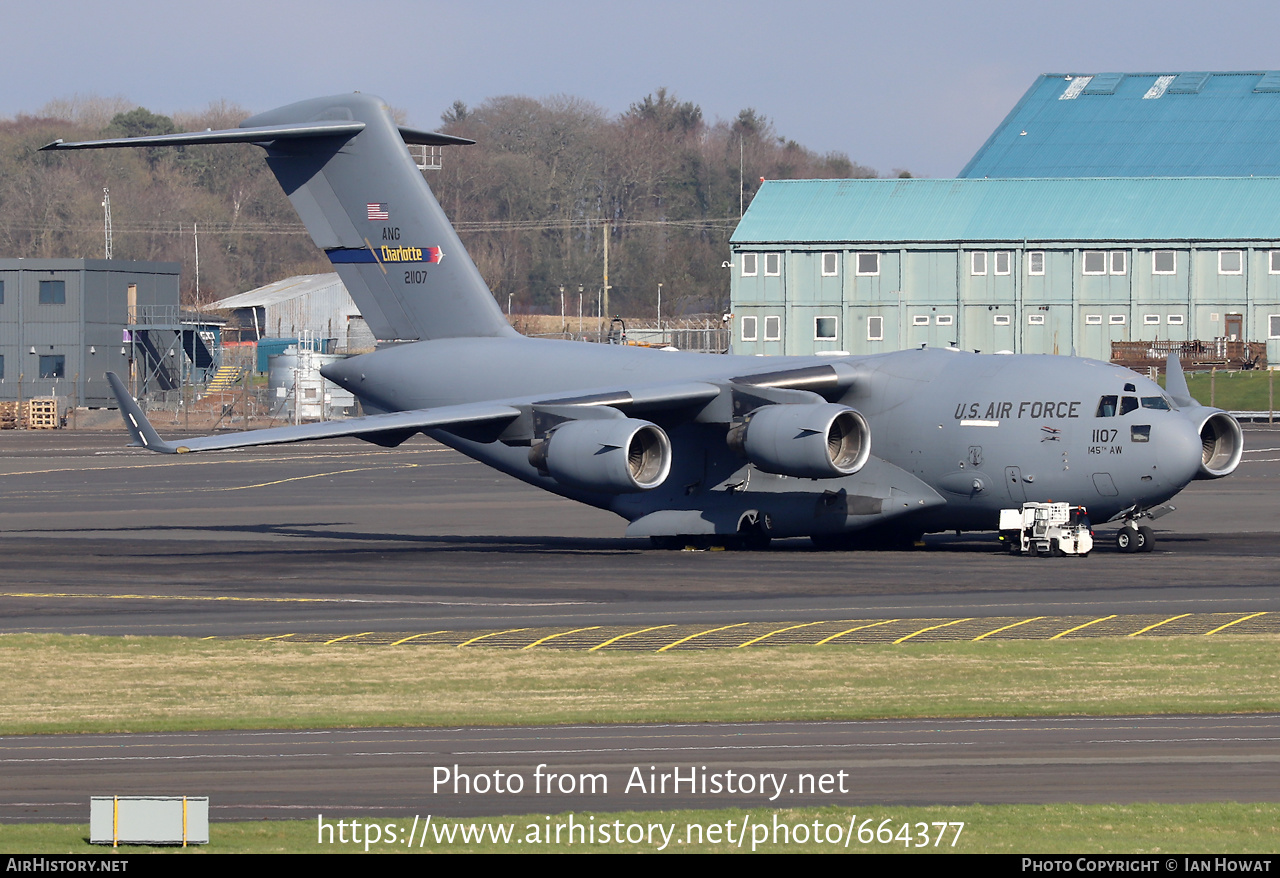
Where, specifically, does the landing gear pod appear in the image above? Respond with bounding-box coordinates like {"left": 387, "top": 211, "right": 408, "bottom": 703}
{"left": 1195, "top": 411, "right": 1243, "bottom": 479}
{"left": 530, "top": 418, "right": 672, "bottom": 493}
{"left": 727, "top": 403, "right": 871, "bottom": 479}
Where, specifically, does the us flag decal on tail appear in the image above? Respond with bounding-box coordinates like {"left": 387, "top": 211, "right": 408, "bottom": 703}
{"left": 367, "top": 202, "right": 389, "bottom": 221}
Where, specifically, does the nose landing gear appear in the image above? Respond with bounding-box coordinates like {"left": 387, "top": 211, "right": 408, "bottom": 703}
{"left": 1114, "top": 504, "right": 1172, "bottom": 553}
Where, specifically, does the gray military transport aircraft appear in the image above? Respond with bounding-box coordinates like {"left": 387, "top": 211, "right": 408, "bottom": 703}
{"left": 43, "top": 93, "right": 1243, "bottom": 552}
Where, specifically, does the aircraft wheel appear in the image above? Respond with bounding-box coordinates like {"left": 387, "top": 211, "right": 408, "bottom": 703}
{"left": 1116, "top": 529, "right": 1138, "bottom": 553}
{"left": 1138, "top": 526, "right": 1155, "bottom": 553}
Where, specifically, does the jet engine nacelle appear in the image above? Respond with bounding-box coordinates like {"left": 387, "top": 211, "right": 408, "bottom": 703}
{"left": 726, "top": 403, "right": 871, "bottom": 479}
{"left": 530, "top": 418, "right": 672, "bottom": 493}
{"left": 1194, "top": 410, "right": 1244, "bottom": 479}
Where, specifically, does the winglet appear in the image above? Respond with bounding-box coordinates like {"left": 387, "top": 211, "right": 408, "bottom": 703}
{"left": 1164, "top": 354, "right": 1195, "bottom": 409}
{"left": 105, "top": 372, "right": 176, "bottom": 453}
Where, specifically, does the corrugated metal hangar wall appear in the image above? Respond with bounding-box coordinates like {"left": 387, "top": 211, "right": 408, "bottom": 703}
{"left": 731, "top": 72, "right": 1280, "bottom": 365}
{"left": 0, "top": 259, "right": 179, "bottom": 407}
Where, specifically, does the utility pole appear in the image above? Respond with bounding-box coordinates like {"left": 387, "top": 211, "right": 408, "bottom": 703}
{"left": 602, "top": 222, "right": 610, "bottom": 318}
{"left": 101, "top": 189, "right": 113, "bottom": 259}
{"left": 657, "top": 282, "right": 663, "bottom": 332}
{"left": 192, "top": 222, "right": 202, "bottom": 318}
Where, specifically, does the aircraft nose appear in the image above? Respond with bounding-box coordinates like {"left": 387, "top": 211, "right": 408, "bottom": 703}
{"left": 1156, "top": 415, "right": 1203, "bottom": 488}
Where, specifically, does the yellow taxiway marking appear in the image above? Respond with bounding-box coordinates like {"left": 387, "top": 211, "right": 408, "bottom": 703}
{"left": 324, "top": 632, "right": 375, "bottom": 645}
{"left": 0, "top": 447, "right": 448, "bottom": 480}
{"left": 1204, "top": 612, "right": 1267, "bottom": 636}
{"left": 458, "top": 628, "right": 530, "bottom": 648}
{"left": 215, "top": 464, "right": 419, "bottom": 491}
{"left": 1049, "top": 615, "right": 1117, "bottom": 640}
{"left": 1128, "top": 614, "right": 1191, "bottom": 637}
{"left": 972, "top": 617, "right": 1045, "bottom": 642}
{"left": 657, "top": 623, "right": 750, "bottom": 653}
{"left": 737, "top": 620, "right": 836, "bottom": 648}
{"left": 390, "top": 631, "right": 450, "bottom": 646}
{"left": 894, "top": 618, "right": 973, "bottom": 644}
{"left": 260, "top": 634, "right": 296, "bottom": 642}
{"left": 522, "top": 627, "right": 601, "bottom": 650}
{"left": 815, "top": 619, "right": 898, "bottom": 645}
{"left": 587, "top": 625, "right": 675, "bottom": 652}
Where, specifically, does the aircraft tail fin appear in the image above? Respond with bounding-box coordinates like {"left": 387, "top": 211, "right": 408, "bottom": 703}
{"left": 44, "top": 94, "right": 516, "bottom": 343}
{"left": 1165, "top": 353, "right": 1196, "bottom": 408}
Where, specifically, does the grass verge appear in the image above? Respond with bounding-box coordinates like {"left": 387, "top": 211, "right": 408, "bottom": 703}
{"left": 4, "top": 804, "right": 1279, "bottom": 853}
{"left": 1160, "top": 369, "right": 1279, "bottom": 412}
{"left": 2, "top": 633, "right": 1279, "bottom": 734}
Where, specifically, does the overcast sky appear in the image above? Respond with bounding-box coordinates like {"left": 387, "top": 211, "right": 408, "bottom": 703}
{"left": 5, "top": 0, "right": 1279, "bottom": 178}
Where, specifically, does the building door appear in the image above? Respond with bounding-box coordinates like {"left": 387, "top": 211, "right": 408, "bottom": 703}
{"left": 1225, "top": 313, "right": 1243, "bottom": 341}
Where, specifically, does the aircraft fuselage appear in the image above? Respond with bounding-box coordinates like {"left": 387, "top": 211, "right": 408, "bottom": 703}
{"left": 322, "top": 339, "right": 1210, "bottom": 540}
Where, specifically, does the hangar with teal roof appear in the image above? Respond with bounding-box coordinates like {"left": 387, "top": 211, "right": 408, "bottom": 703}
{"left": 729, "top": 72, "right": 1280, "bottom": 365}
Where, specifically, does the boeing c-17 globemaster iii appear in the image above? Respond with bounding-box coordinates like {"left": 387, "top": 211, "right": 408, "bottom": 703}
{"left": 42, "top": 93, "right": 1243, "bottom": 552}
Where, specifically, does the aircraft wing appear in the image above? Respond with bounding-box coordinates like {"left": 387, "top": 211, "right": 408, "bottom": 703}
{"left": 106, "top": 361, "right": 851, "bottom": 455}
{"left": 105, "top": 372, "right": 519, "bottom": 454}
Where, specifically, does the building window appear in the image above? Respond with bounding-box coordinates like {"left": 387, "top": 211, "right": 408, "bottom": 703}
{"left": 0, "top": 354, "right": 4, "bottom": 379}
{"left": 994, "top": 251, "right": 1011, "bottom": 275}
{"left": 1109, "top": 314, "right": 1126, "bottom": 325}
{"left": 1167, "top": 315, "right": 1185, "bottom": 325}
{"left": 1153, "top": 251, "right": 1176, "bottom": 274}
{"left": 1219, "top": 250, "right": 1243, "bottom": 275}
{"left": 1085, "top": 314, "right": 1103, "bottom": 325}
{"left": 0, "top": 279, "right": 5, "bottom": 304}
{"left": 1143, "top": 314, "right": 1161, "bottom": 325}
{"left": 993, "top": 314, "right": 1011, "bottom": 326}
{"left": 1028, "top": 251, "right": 1045, "bottom": 275}
{"left": 741, "top": 316, "right": 757, "bottom": 342}
{"left": 39, "top": 355, "right": 65, "bottom": 379}
{"left": 1110, "top": 251, "right": 1127, "bottom": 274}
{"left": 814, "top": 316, "right": 837, "bottom": 341}
{"left": 1083, "top": 251, "right": 1107, "bottom": 275}
{"left": 867, "top": 316, "right": 883, "bottom": 341}
{"left": 912, "top": 315, "right": 930, "bottom": 326}
{"left": 821, "top": 252, "right": 838, "bottom": 276}
{"left": 1270, "top": 251, "right": 1280, "bottom": 274}
{"left": 764, "top": 315, "right": 781, "bottom": 341}
{"left": 741, "top": 254, "right": 757, "bottom": 277}
{"left": 855, "top": 252, "right": 879, "bottom": 276}
{"left": 1028, "top": 314, "right": 1045, "bottom": 325}
{"left": 39, "top": 280, "right": 65, "bottom": 304}
{"left": 764, "top": 253, "right": 781, "bottom": 276}
{"left": 971, "top": 252, "right": 987, "bottom": 275}
{"left": 936, "top": 314, "right": 954, "bottom": 326}
{"left": 1270, "top": 315, "right": 1280, "bottom": 339}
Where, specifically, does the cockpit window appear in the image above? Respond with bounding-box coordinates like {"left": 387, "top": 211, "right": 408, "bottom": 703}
{"left": 1140, "top": 396, "right": 1170, "bottom": 411}
{"left": 1119, "top": 396, "right": 1139, "bottom": 416}
{"left": 1124, "top": 383, "right": 1136, "bottom": 392}
{"left": 1096, "top": 395, "right": 1117, "bottom": 417}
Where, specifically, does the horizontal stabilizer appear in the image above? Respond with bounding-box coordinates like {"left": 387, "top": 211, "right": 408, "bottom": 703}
{"left": 105, "top": 372, "right": 518, "bottom": 454}
{"left": 46, "top": 93, "right": 503, "bottom": 343}
{"left": 41, "top": 123, "right": 474, "bottom": 152}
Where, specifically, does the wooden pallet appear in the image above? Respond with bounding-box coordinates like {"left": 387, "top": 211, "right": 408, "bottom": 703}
{"left": 26, "top": 398, "right": 61, "bottom": 430}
